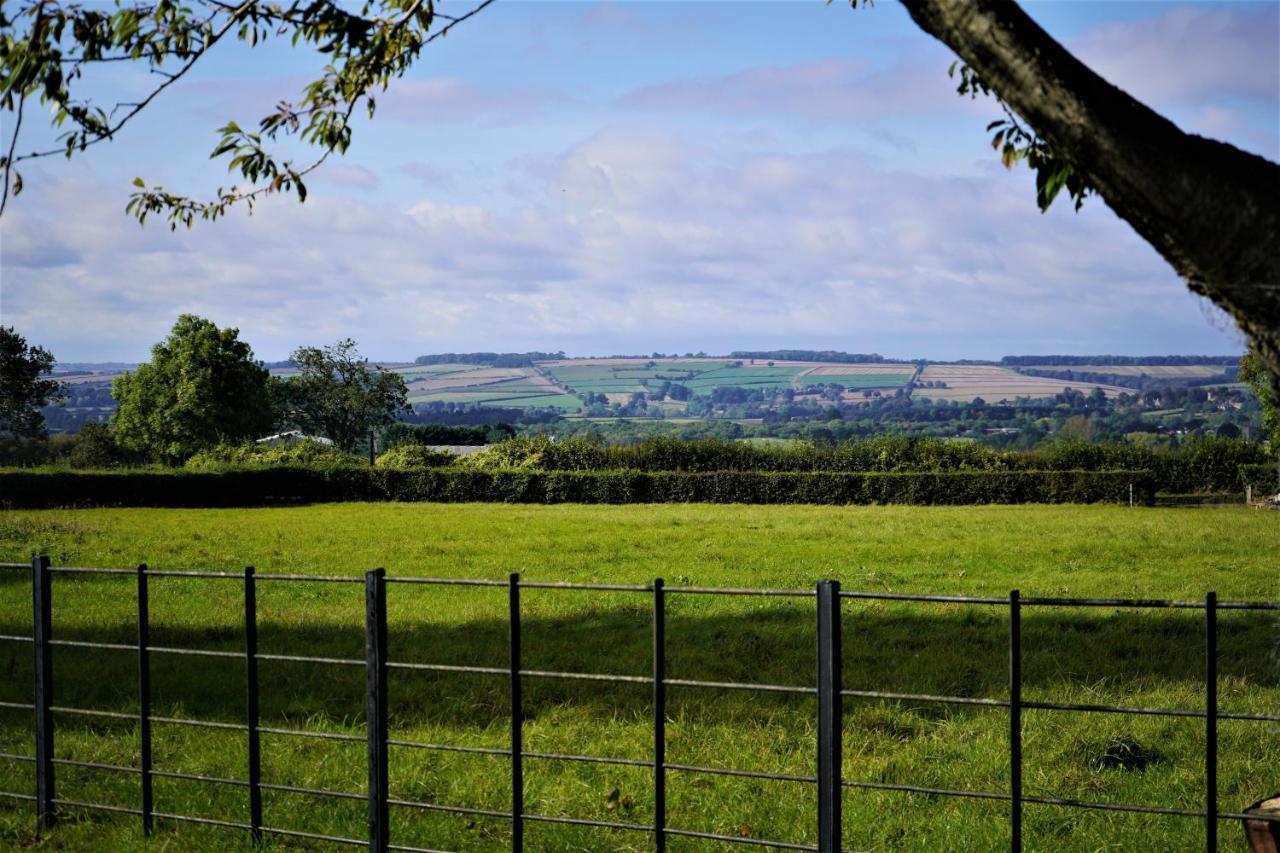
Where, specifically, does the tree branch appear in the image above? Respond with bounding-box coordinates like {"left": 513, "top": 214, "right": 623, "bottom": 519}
{"left": 899, "top": 0, "right": 1280, "bottom": 389}
{"left": 0, "top": 90, "right": 27, "bottom": 218}
{"left": 11, "top": 1, "right": 253, "bottom": 166}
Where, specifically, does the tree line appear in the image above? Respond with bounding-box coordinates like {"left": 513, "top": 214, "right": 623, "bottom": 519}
{"left": 2, "top": 318, "right": 409, "bottom": 465}
{"left": 1001, "top": 355, "right": 1239, "bottom": 367}
{"left": 413, "top": 352, "right": 564, "bottom": 368}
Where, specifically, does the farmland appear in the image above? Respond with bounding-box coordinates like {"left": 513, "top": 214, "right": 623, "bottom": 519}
{"left": 44, "top": 355, "right": 1236, "bottom": 432}
{"left": 399, "top": 358, "right": 924, "bottom": 412}
{"left": 396, "top": 365, "right": 583, "bottom": 411}
{"left": 1017, "top": 365, "right": 1232, "bottom": 379}
{"left": 915, "top": 365, "right": 1129, "bottom": 403}
{"left": 1, "top": 504, "right": 1277, "bottom": 851}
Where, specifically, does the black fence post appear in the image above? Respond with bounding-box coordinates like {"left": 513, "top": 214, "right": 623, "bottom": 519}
{"left": 244, "top": 566, "right": 263, "bottom": 846}
{"left": 136, "top": 564, "right": 153, "bottom": 836}
{"left": 365, "top": 568, "right": 389, "bottom": 853}
{"left": 1009, "top": 589, "right": 1022, "bottom": 853}
{"left": 509, "top": 572, "right": 524, "bottom": 853}
{"left": 32, "top": 554, "right": 55, "bottom": 833}
{"left": 653, "top": 578, "right": 666, "bottom": 853}
{"left": 816, "top": 579, "right": 842, "bottom": 853}
{"left": 1205, "top": 592, "right": 1217, "bottom": 853}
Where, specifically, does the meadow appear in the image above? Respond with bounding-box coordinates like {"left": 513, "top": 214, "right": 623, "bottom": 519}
{"left": 0, "top": 504, "right": 1276, "bottom": 851}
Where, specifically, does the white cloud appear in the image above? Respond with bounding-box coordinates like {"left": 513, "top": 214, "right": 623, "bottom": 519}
{"left": 618, "top": 56, "right": 985, "bottom": 121}
{"left": 1069, "top": 4, "right": 1279, "bottom": 105}
{"left": 0, "top": 127, "right": 1234, "bottom": 362}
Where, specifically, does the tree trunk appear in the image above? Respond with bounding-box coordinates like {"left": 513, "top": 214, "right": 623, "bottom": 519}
{"left": 899, "top": 0, "right": 1280, "bottom": 393}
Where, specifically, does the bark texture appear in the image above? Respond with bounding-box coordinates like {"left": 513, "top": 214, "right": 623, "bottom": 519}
{"left": 901, "top": 0, "right": 1280, "bottom": 392}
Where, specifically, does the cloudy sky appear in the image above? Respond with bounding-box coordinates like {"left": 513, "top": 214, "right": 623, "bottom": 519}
{"left": 1, "top": 1, "right": 1276, "bottom": 363}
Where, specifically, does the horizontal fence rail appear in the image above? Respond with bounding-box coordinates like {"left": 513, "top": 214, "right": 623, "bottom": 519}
{"left": 0, "top": 559, "right": 1277, "bottom": 852}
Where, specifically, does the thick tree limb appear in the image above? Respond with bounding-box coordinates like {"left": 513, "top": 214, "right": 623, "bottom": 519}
{"left": 900, "top": 0, "right": 1280, "bottom": 390}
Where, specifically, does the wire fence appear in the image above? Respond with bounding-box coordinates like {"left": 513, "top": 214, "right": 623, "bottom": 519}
{"left": 1, "top": 556, "right": 1278, "bottom": 852}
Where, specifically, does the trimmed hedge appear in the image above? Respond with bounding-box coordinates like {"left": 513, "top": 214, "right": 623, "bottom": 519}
{"left": 0, "top": 467, "right": 1154, "bottom": 508}
{"left": 1239, "top": 462, "right": 1279, "bottom": 491}
{"left": 456, "top": 435, "right": 1265, "bottom": 494}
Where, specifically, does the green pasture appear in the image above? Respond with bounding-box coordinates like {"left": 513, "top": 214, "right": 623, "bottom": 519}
{"left": 1, "top": 504, "right": 1276, "bottom": 851}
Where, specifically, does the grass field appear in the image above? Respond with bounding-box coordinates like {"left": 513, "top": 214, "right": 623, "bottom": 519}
{"left": 1, "top": 505, "right": 1277, "bottom": 851}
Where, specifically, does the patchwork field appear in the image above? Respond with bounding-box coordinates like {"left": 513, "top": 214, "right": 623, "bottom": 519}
{"left": 402, "top": 365, "right": 583, "bottom": 411}
{"left": 539, "top": 358, "right": 918, "bottom": 401}
{"left": 916, "top": 365, "right": 1129, "bottom": 403}
{"left": 1, "top": 505, "right": 1276, "bottom": 852}
{"left": 49, "top": 357, "right": 1204, "bottom": 419}
{"left": 1019, "top": 365, "right": 1231, "bottom": 379}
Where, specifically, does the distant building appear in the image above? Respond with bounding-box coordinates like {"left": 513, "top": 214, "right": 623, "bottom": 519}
{"left": 421, "top": 444, "right": 489, "bottom": 457}
{"left": 255, "top": 430, "right": 333, "bottom": 447}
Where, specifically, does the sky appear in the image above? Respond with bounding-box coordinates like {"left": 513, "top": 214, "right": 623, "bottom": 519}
{"left": 1, "top": 0, "right": 1277, "bottom": 363}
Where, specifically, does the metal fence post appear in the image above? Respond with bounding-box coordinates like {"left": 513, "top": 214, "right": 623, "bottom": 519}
{"left": 1010, "top": 589, "right": 1022, "bottom": 853}
{"left": 365, "top": 569, "right": 389, "bottom": 853}
{"left": 509, "top": 572, "right": 524, "bottom": 853}
{"left": 136, "top": 564, "right": 153, "bottom": 835}
{"left": 32, "top": 554, "right": 55, "bottom": 833}
{"left": 816, "top": 580, "right": 842, "bottom": 853}
{"left": 245, "top": 566, "right": 263, "bottom": 845}
{"left": 653, "top": 578, "right": 666, "bottom": 853}
{"left": 1205, "top": 592, "right": 1217, "bottom": 853}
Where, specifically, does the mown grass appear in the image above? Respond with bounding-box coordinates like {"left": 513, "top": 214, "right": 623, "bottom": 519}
{"left": 0, "top": 504, "right": 1277, "bottom": 851}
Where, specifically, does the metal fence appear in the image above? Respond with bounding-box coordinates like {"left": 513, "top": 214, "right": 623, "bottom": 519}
{"left": 1, "top": 556, "right": 1277, "bottom": 852}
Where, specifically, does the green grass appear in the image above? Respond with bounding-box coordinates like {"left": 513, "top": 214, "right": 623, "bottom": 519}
{"left": 0, "top": 504, "right": 1276, "bottom": 851}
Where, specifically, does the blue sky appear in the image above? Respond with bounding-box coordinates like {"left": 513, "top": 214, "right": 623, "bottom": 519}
{"left": 2, "top": 1, "right": 1277, "bottom": 362}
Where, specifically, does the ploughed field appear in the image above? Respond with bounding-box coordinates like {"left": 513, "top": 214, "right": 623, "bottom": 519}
{"left": 1, "top": 504, "right": 1276, "bottom": 851}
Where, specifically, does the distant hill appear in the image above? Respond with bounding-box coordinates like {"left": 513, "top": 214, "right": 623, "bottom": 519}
{"left": 414, "top": 352, "right": 565, "bottom": 368}
{"left": 1001, "top": 355, "right": 1239, "bottom": 366}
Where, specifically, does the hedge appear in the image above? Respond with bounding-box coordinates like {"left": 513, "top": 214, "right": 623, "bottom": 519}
{"left": 455, "top": 435, "right": 1265, "bottom": 493}
{"left": 1239, "top": 462, "right": 1279, "bottom": 491}
{"left": 0, "top": 467, "right": 1154, "bottom": 508}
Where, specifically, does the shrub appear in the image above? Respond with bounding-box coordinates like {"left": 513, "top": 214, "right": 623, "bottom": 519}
{"left": 67, "top": 423, "right": 134, "bottom": 469}
{"left": 184, "top": 439, "right": 360, "bottom": 471}
{"left": 374, "top": 444, "right": 456, "bottom": 469}
{"left": 1239, "top": 461, "right": 1279, "bottom": 492}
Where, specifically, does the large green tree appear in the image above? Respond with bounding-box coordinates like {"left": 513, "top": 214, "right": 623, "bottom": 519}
{"left": 112, "top": 314, "right": 277, "bottom": 462}
{"left": 1239, "top": 351, "right": 1278, "bottom": 455}
{"left": 1, "top": 0, "right": 1276, "bottom": 386}
{"left": 283, "top": 339, "right": 409, "bottom": 453}
{"left": 0, "top": 325, "right": 64, "bottom": 438}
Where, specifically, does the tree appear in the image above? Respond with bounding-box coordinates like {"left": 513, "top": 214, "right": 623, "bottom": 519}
{"left": 888, "top": 1, "right": 1279, "bottom": 392}
{"left": 283, "top": 339, "right": 409, "bottom": 453}
{"left": 112, "top": 314, "right": 277, "bottom": 462}
{"left": 0, "top": 326, "right": 64, "bottom": 438}
{"left": 1239, "top": 351, "right": 1278, "bottom": 455}
{"left": 1, "top": 0, "right": 1276, "bottom": 383}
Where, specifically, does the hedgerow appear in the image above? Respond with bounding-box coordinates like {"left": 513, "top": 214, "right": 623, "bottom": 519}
{"left": 455, "top": 434, "right": 1263, "bottom": 493}
{"left": 0, "top": 467, "right": 1153, "bottom": 508}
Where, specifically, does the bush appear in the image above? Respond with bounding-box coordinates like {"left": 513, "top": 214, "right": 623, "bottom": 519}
{"left": 184, "top": 439, "right": 360, "bottom": 471}
{"left": 67, "top": 423, "right": 134, "bottom": 469}
{"left": 1239, "top": 461, "right": 1279, "bottom": 492}
{"left": 379, "top": 422, "right": 508, "bottom": 448}
{"left": 374, "top": 444, "right": 457, "bottom": 469}
{"left": 0, "top": 467, "right": 1154, "bottom": 508}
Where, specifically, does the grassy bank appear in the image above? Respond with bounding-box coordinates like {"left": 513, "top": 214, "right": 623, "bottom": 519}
{"left": 1, "top": 504, "right": 1277, "bottom": 851}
